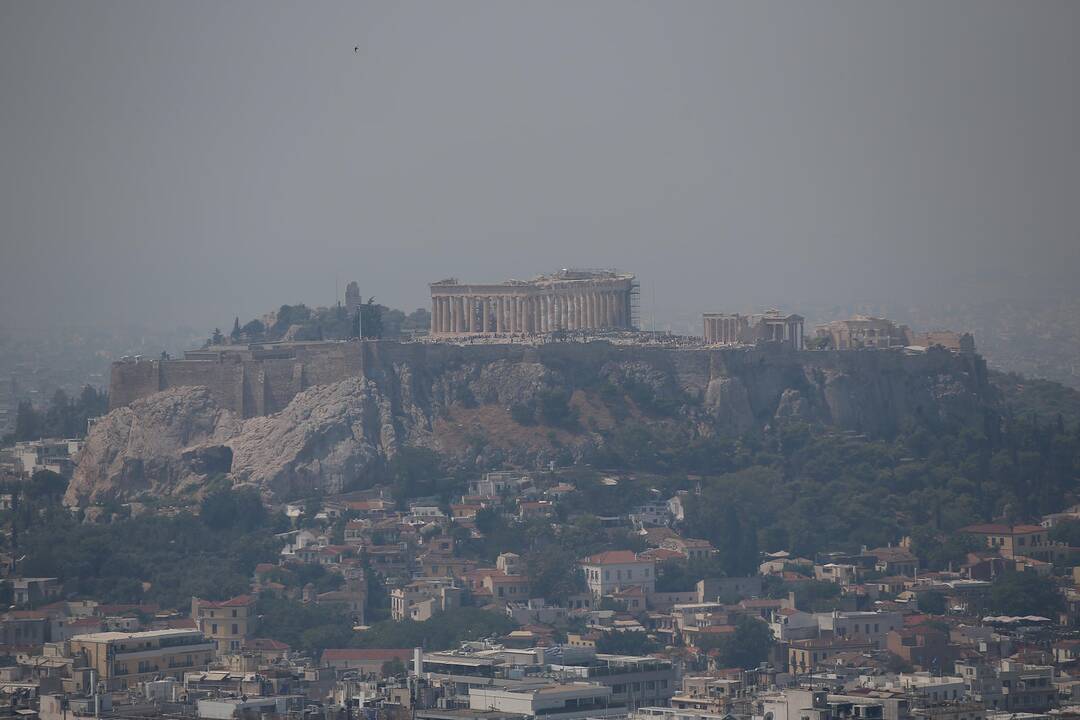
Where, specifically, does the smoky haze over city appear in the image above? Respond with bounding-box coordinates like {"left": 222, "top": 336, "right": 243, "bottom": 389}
{"left": 10, "top": 2, "right": 1080, "bottom": 711}
{"left": 1, "top": 1, "right": 1078, "bottom": 333}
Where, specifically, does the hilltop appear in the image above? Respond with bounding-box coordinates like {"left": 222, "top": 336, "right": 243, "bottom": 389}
{"left": 69, "top": 341, "right": 994, "bottom": 508}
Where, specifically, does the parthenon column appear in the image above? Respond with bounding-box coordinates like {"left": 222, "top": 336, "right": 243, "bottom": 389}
{"left": 441, "top": 298, "right": 449, "bottom": 333}
{"left": 605, "top": 292, "right": 615, "bottom": 327}
{"left": 575, "top": 294, "right": 584, "bottom": 330}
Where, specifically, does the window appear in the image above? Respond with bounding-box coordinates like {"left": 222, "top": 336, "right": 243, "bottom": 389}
{"left": 232, "top": 610, "right": 238, "bottom": 617}
{"left": 231, "top": 624, "right": 239, "bottom": 635}
{"left": 212, "top": 623, "right": 218, "bottom": 634}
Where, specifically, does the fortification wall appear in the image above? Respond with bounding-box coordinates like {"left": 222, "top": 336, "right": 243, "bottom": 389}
{"left": 109, "top": 340, "right": 988, "bottom": 425}
{"left": 108, "top": 361, "right": 162, "bottom": 410}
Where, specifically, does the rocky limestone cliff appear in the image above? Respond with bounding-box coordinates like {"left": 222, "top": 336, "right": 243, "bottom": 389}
{"left": 66, "top": 386, "right": 241, "bottom": 505}
{"left": 68, "top": 342, "right": 994, "bottom": 507}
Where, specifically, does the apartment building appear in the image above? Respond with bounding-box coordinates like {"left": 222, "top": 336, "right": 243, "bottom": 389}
{"left": 191, "top": 595, "right": 255, "bottom": 654}
{"left": 68, "top": 629, "right": 214, "bottom": 691}
{"left": 581, "top": 551, "right": 655, "bottom": 598}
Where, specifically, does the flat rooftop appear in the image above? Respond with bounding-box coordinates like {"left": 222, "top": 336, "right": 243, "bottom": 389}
{"left": 71, "top": 628, "right": 203, "bottom": 642}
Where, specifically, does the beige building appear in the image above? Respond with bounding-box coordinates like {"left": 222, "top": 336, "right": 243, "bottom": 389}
{"left": 702, "top": 310, "right": 804, "bottom": 349}
{"left": 430, "top": 269, "right": 636, "bottom": 335}
{"left": 69, "top": 628, "right": 214, "bottom": 691}
{"left": 191, "top": 595, "right": 255, "bottom": 654}
{"left": 580, "top": 550, "right": 655, "bottom": 598}
{"left": 959, "top": 524, "right": 1053, "bottom": 562}
{"left": 815, "top": 315, "right": 912, "bottom": 349}
{"left": 390, "top": 579, "right": 461, "bottom": 621}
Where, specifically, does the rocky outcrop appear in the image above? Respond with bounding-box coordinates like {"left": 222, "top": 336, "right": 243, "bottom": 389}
{"left": 228, "top": 378, "right": 397, "bottom": 499}
{"left": 70, "top": 343, "right": 995, "bottom": 506}
{"left": 66, "top": 386, "right": 241, "bottom": 505}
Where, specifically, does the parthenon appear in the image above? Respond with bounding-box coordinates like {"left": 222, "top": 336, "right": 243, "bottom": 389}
{"left": 430, "top": 269, "right": 636, "bottom": 335}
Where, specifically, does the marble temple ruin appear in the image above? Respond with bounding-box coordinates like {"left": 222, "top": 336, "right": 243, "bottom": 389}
{"left": 429, "top": 269, "right": 636, "bottom": 335}
{"left": 702, "top": 310, "right": 805, "bottom": 349}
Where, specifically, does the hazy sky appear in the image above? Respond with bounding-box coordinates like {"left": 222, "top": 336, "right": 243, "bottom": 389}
{"left": 1, "top": 1, "right": 1078, "bottom": 331}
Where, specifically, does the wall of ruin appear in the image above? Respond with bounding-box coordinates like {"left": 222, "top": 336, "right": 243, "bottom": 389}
{"left": 110, "top": 339, "right": 988, "bottom": 426}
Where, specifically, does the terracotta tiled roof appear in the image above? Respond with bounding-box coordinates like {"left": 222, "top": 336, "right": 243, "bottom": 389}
{"left": 248, "top": 638, "right": 291, "bottom": 651}
{"left": 196, "top": 595, "right": 254, "bottom": 608}
{"left": 583, "top": 550, "right": 642, "bottom": 565}
{"left": 961, "top": 523, "right": 1045, "bottom": 535}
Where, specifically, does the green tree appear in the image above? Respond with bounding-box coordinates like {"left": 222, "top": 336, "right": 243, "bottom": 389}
{"left": 14, "top": 400, "right": 41, "bottom": 441}
{"left": 697, "top": 616, "right": 774, "bottom": 669}
{"left": 381, "top": 658, "right": 407, "bottom": 677}
{"left": 28, "top": 470, "right": 67, "bottom": 500}
{"left": 989, "top": 571, "right": 1063, "bottom": 617}
{"left": 595, "top": 631, "right": 657, "bottom": 655}
{"left": 917, "top": 590, "right": 948, "bottom": 615}
{"left": 360, "top": 298, "right": 384, "bottom": 339}
{"left": 200, "top": 487, "right": 268, "bottom": 533}
{"left": 524, "top": 544, "right": 584, "bottom": 602}
{"left": 1049, "top": 520, "right": 1080, "bottom": 547}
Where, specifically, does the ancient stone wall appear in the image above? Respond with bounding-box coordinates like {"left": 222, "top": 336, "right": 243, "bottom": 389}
{"left": 109, "top": 340, "right": 989, "bottom": 431}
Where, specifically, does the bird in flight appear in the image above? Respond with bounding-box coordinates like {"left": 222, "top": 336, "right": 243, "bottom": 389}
{"left": 354, "top": 46, "right": 359, "bottom": 53}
